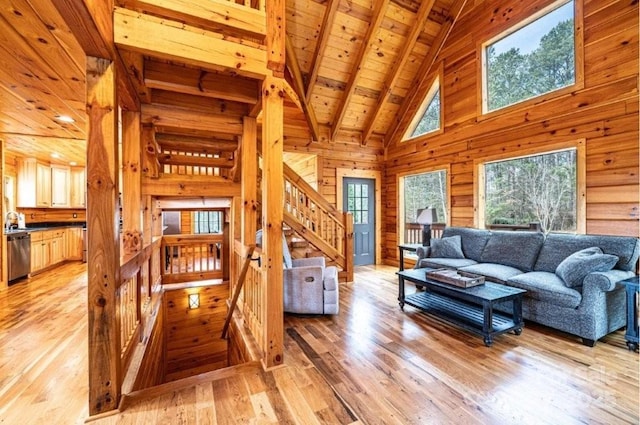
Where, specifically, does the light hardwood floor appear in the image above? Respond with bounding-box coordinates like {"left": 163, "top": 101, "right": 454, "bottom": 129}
{"left": 0, "top": 263, "right": 638, "bottom": 424}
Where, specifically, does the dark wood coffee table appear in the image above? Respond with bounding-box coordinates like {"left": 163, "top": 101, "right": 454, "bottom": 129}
{"left": 397, "top": 268, "right": 526, "bottom": 346}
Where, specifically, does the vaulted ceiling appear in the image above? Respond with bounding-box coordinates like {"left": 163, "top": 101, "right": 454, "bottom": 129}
{"left": 0, "top": 0, "right": 462, "bottom": 167}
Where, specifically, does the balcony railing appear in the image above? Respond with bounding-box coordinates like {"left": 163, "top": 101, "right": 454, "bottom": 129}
{"left": 161, "top": 234, "right": 224, "bottom": 284}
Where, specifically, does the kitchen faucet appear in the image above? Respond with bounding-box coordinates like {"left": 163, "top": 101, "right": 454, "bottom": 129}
{"left": 6, "top": 211, "right": 18, "bottom": 232}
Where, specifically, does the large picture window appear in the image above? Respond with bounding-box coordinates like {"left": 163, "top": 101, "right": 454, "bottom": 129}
{"left": 194, "top": 211, "right": 223, "bottom": 234}
{"left": 482, "top": 0, "right": 576, "bottom": 113}
{"left": 483, "top": 149, "right": 578, "bottom": 233}
{"left": 400, "top": 169, "right": 448, "bottom": 244}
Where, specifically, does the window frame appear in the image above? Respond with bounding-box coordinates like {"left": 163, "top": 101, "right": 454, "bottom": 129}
{"left": 402, "top": 63, "right": 444, "bottom": 142}
{"left": 477, "top": 0, "right": 584, "bottom": 118}
{"left": 474, "top": 139, "right": 586, "bottom": 233}
{"left": 398, "top": 165, "right": 451, "bottom": 246}
{"left": 193, "top": 210, "right": 224, "bottom": 234}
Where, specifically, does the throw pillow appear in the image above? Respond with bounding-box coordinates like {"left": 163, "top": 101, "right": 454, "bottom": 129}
{"left": 555, "top": 247, "right": 618, "bottom": 288}
{"left": 430, "top": 235, "right": 465, "bottom": 259}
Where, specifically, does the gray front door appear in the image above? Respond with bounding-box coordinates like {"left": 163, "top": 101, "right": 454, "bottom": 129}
{"left": 343, "top": 178, "right": 375, "bottom": 266}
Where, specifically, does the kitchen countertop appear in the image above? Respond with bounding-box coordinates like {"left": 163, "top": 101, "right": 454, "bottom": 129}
{"left": 4, "top": 223, "right": 85, "bottom": 235}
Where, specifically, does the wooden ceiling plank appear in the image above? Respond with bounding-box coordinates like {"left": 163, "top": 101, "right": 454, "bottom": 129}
{"left": 158, "top": 154, "right": 235, "bottom": 168}
{"left": 144, "top": 61, "right": 259, "bottom": 104}
{"left": 285, "top": 36, "right": 321, "bottom": 142}
{"left": 3, "top": 134, "right": 86, "bottom": 166}
{"left": 114, "top": 7, "right": 268, "bottom": 80}
{"left": 384, "top": 0, "right": 469, "bottom": 147}
{"left": 330, "top": 0, "right": 391, "bottom": 142}
{"left": 0, "top": 12, "right": 83, "bottom": 102}
{"left": 362, "top": 0, "right": 437, "bottom": 142}
{"left": 142, "top": 104, "right": 243, "bottom": 135}
{"left": 305, "top": 0, "right": 341, "bottom": 103}
{"left": 119, "top": 0, "right": 267, "bottom": 41}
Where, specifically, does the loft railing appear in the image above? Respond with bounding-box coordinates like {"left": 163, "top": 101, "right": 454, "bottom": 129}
{"left": 231, "top": 241, "right": 265, "bottom": 352}
{"left": 159, "top": 149, "right": 233, "bottom": 178}
{"left": 283, "top": 163, "right": 353, "bottom": 280}
{"left": 161, "top": 234, "right": 224, "bottom": 284}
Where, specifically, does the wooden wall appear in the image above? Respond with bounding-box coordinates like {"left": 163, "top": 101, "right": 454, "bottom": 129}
{"left": 382, "top": 0, "right": 639, "bottom": 264}
{"left": 163, "top": 283, "right": 229, "bottom": 382}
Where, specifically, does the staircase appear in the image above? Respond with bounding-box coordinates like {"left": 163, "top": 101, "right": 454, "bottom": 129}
{"left": 283, "top": 163, "right": 354, "bottom": 281}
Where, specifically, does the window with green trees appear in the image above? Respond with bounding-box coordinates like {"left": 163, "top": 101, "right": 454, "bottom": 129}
{"left": 484, "top": 149, "right": 577, "bottom": 234}
{"left": 403, "top": 78, "right": 441, "bottom": 140}
{"left": 401, "top": 169, "right": 448, "bottom": 243}
{"left": 483, "top": 0, "right": 575, "bottom": 112}
{"left": 194, "top": 211, "right": 223, "bottom": 234}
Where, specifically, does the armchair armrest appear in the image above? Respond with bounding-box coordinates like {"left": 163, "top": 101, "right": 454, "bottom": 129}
{"left": 283, "top": 265, "right": 324, "bottom": 286}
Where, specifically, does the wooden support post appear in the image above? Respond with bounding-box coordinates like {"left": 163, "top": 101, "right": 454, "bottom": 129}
{"left": 261, "top": 76, "right": 284, "bottom": 368}
{"left": 241, "top": 116, "right": 258, "bottom": 246}
{"left": 122, "top": 111, "right": 142, "bottom": 254}
{"left": 141, "top": 124, "right": 160, "bottom": 178}
{"left": 265, "top": 0, "right": 285, "bottom": 76}
{"left": 86, "top": 56, "right": 121, "bottom": 416}
{"left": 143, "top": 195, "right": 152, "bottom": 247}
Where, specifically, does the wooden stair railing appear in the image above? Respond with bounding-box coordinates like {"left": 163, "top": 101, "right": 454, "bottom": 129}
{"left": 222, "top": 245, "right": 255, "bottom": 339}
{"left": 282, "top": 163, "right": 353, "bottom": 279}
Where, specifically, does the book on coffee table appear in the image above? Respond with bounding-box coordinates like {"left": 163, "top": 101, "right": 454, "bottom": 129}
{"left": 426, "top": 268, "right": 485, "bottom": 288}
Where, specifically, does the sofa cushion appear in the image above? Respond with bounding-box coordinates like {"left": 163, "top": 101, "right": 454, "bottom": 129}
{"left": 535, "top": 233, "right": 640, "bottom": 272}
{"left": 480, "top": 231, "right": 544, "bottom": 272}
{"left": 441, "top": 227, "right": 491, "bottom": 262}
{"left": 418, "top": 258, "right": 477, "bottom": 270}
{"left": 508, "top": 272, "right": 582, "bottom": 309}
{"left": 555, "top": 247, "right": 618, "bottom": 288}
{"left": 459, "top": 263, "right": 523, "bottom": 284}
{"left": 430, "top": 235, "right": 465, "bottom": 259}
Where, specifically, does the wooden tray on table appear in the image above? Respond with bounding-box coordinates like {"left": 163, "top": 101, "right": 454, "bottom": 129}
{"left": 426, "top": 268, "right": 485, "bottom": 288}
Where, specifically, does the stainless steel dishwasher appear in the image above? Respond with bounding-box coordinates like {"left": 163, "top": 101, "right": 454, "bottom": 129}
{"left": 7, "top": 231, "right": 31, "bottom": 283}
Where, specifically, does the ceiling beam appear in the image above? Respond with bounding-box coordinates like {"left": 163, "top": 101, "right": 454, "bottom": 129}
{"left": 155, "top": 134, "right": 238, "bottom": 153}
{"left": 305, "top": 0, "right": 340, "bottom": 102}
{"left": 149, "top": 90, "right": 248, "bottom": 116}
{"left": 114, "top": 7, "right": 268, "bottom": 80}
{"left": 144, "top": 61, "right": 259, "bottom": 105}
{"left": 142, "top": 104, "right": 243, "bottom": 135}
{"left": 118, "top": 0, "right": 266, "bottom": 41}
{"left": 330, "top": 0, "right": 391, "bottom": 142}
{"left": 158, "top": 154, "right": 235, "bottom": 168}
{"left": 384, "top": 0, "right": 469, "bottom": 147}
{"left": 265, "top": 0, "right": 285, "bottom": 76}
{"left": 142, "top": 174, "right": 241, "bottom": 197}
{"left": 118, "top": 50, "right": 152, "bottom": 104}
{"left": 362, "top": 0, "right": 437, "bottom": 142}
{"left": 285, "top": 36, "right": 320, "bottom": 142}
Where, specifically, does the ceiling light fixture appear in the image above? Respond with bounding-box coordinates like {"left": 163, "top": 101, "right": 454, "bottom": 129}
{"left": 69, "top": 161, "right": 77, "bottom": 166}
{"left": 51, "top": 152, "right": 61, "bottom": 159}
{"left": 56, "top": 115, "right": 75, "bottom": 123}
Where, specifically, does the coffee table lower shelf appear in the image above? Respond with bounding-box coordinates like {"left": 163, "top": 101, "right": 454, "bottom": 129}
{"left": 403, "top": 291, "right": 522, "bottom": 346}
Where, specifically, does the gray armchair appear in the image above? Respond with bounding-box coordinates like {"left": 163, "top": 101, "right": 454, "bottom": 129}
{"left": 256, "top": 230, "right": 339, "bottom": 314}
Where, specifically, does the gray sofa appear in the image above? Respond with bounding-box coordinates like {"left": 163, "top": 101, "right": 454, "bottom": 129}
{"left": 415, "top": 226, "right": 640, "bottom": 346}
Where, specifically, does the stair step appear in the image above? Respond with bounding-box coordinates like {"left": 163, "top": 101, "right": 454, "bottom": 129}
{"left": 120, "top": 361, "right": 262, "bottom": 409}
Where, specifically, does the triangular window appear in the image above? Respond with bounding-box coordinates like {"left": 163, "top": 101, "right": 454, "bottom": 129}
{"left": 403, "top": 78, "right": 441, "bottom": 140}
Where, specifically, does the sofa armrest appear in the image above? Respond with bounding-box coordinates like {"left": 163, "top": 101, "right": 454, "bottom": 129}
{"left": 292, "top": 257, "right": 325, "bottom": 268}
{"left": 583, "top": 270, "right": 635, "bottom": 292}
{"left": 416, "top": 246, "right": 431, "bottom": 260}
{"left": 284, "top": 265, "right": 324, "bottom": 286}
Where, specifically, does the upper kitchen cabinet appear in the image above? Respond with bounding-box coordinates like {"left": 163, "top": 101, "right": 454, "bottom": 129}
{"left": 17, "top": 158, "right": 48, "bottom": 208}
{"left": 51, "top": 165, "right": 71, "bottom": 207}
{"left": 17, "top": 158, "right": 84, "bottom": 209}
{"left": 70, "top": 167, "right": 86, "bottom": 208}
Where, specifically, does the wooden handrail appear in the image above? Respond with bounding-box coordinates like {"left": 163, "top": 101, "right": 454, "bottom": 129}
{"left": 283, "top": 163, "right": 339, "bottom": 218}
{"left": 222, "top": 245, "right": 255, "bottom": 339}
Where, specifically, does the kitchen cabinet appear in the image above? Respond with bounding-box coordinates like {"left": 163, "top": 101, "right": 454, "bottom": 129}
{"left": 50, "top": 229, "right": 66, "bottom": 264}
{"left": 66, "top": 227, "right": 83, "bottom": 260}
{"left": 17, "top": 158, "right": 38, "bottom": 207}
{"left": 30, "top": 231, "right": 50, "bottom": 273}
{"left": 51, "top": 165, "right": 70, "bottom": 207}
{"left": 36, "top": 163, "right": 52, "bottom": 207}
{"left": 70, "top": 168, "right": 86, "bottom": 208}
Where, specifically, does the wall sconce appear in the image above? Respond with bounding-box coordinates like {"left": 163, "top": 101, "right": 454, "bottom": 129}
{"left": 188, "top": 293, "right": 200, "bottom": 309}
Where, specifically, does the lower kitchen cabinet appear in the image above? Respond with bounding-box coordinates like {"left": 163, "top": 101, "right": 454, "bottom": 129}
{"left": 30, "top": 227, "right": 83, "bottom": 274}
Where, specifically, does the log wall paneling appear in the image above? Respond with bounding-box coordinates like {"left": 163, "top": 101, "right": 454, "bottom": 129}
{"left": 163, "top": 283, "right": 229, "bottom": 382}
{"left": 383, "top": 0, "right": 639, "bottom": 265}
{"left": 85, "top": 56, "right": 121, "bottom": 416}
